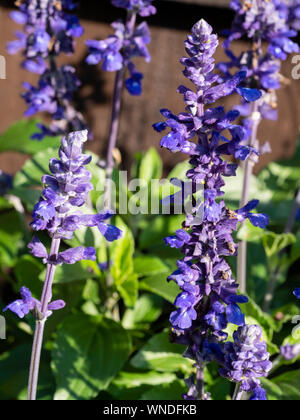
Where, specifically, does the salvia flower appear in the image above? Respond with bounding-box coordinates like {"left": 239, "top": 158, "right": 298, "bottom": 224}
{"left": 111, "top": 0, "right": 157, "bottom": 16}
{"left": 155, "top": 19, "right": 270, "bottom": 400}
{"left": 293, "top": 288, "right": 300, "bottom": 299}
{"left": 3, "top": 130, "right": 122, "bottom": 320}
{"left": 219, "top": 0, "right": 299, "bottom": 125}
{"left": 7, "top": 0, "right": 87, "bottom": 139}
{"left": 3, "top": 286, "right": 65, "bottom": 319}
{"left": 280, "top": 343, "right": 300, "bottom": 360}
{"left": 219, "top": 325, "right": 272, "bottom": 399}
{"left": 86, "top": 0, "right": 155, "bottom": 95}
{"left": 29, "top": 130, "right": 122, "bottom": 244}
{"left": 286, "top": 0, "right": 300, "bottom": 31}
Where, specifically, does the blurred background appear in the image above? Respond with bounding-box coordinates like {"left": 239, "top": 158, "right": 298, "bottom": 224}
{"left": 0, "top": 0, "right": 299, "bottom": 176}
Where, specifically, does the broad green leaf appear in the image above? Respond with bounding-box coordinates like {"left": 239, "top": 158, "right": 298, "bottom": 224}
{"left": 112, "top": 371, "right": 176, "bottom": 388}
{"left": 167, "top": 160, "right": 191, "bottom": 180}
{"left": 262, "top": 231, "right": 295, "bottom": 259}
{"left": 15, "top": 255, "right": 44, "bottom": 297}
{"left": 134, "top": 256, "right": 169, "bottom": 277}
{"left": 0, "top": 211, "right": 24, "bottom": 267}
{"left": 110, "top": 217, "right": 138, "bottom": 307}
{"left": 39, "top": 261, "right": 93, "bottom": 284}
{"left": 260, "top": 378, "right": 283, "bottom": 401}
{"left": 82, "top": 279, "right": 101, "bottom": 304}
{"left": 140, "top": 379, "right": 186, "bottom": 400}
{"left": 130, "top": 331, "right": 193, "bottom": 373}
{"left": 140, "top": 273, "right": 179, "bottom": 303}
{"left": 122, "top": 294, "right": 163, "bottom": 329}
{"left": 223, "top": 166, "right": 272, "bottom": 209}
{"left": 0, "top": 344, "right": 55, "bottom": 401}
{"left": 268, "top": 370, "right": 300, "bottom": 400}
{"left": 0, "top": 196, "right": 13, "bottom": 211}
{"left": 139, "top": 215, "right": 185, "bottom": 252}
{"left": 108, "top": 371, "right": 177, "bottom": 400}
{"left": 118, "top": 273, "right": 139, "bottom": 307}
{"left": 243, "top": 296, "right": 279, "bottom": 336}
{"left": 237, "top": 219, "right": 265, "bottom": 243}
{"left": 110, "top": 217, "right": 134, "bottom": 285}
{"left": 139, "top": 148, "right": 163, "bottom": 184}
{"left": 208, "top": 377, "right": 231, "bottom": 401}
{"left": 52, "top": 314, "right": 131, "bottom": 400}
{"left": 0, "top": 120, "right": 61, "bottom": 154}
{"left": 12, "top": 148, "right": 56, "bottom": 209}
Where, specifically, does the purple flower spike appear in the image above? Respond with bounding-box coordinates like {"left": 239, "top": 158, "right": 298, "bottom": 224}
{"left": 111, "top": 0, "right": 156, "bottom": 16}
{"left": 220, "top": 325, "right": 272, "bottom": 396}
{"left": 7, "top": 0, "right": 87, "bottom": 139}
{"left": 280, "top": 343, "right": 300, "bottom": 361}
{"left": 30, "top": 130, "right": 122, "bottom": 247}
{"left": 156, "top": 18, "right": 271, "bottom": 400}
{"left": 86, "top": 0, "right": 156, "bottom": 96}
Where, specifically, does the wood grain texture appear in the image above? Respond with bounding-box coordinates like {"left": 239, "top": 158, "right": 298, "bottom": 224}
{"left": 0, "top": 5, "right": 299, "bottom": 176}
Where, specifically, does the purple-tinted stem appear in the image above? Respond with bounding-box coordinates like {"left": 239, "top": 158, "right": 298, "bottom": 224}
{"left": 237, "top": 101, "right": 260, "bottom": 293}
{"left": 27, "top": 238, "right": 61, "bottom": 400}
{"left": 196, "top": 364, "right": 205, "bottom": 400}
{"left": 263, "top": 188, "right": 300, "bottom": 311}
{"left": 233, "top": 383, "right": 244, "bottom": 400}
{"left": 104, "top": 11, "right": 137, "bottom": 209}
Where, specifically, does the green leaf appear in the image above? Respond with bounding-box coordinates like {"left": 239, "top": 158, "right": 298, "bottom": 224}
{"left": 108, "top": 371, "right": 176, "bottom": 400}
{"left": 140, "top": 379, "right": 186, "bottom": 400}
{"left": 110, "top": 217, "right": 138, "bottom": 307}
{"left": 139, "top": 148, "right": 163, "bottom": 184}
{"left": 223, "top": 167, "right": 272, "bottom": 209}
{"left": 12, "top": 148, "right": 57, "bottom": 209}
{"left": 267, "top": 370, "right": 300, "bottom": 400}
{"left": 39, "top": 261, "right": 93, "bottom": 284}
{"left": 0, "top": 344, "right": 55, "bottom": 400}
{"left": 0, "top": 120, "right": 61, "bottom": 154}
{"left": 243, "top": 296, "right": 279, "bottom": 336}
{"left": 52, "top": 314, "right": 131, "bottom": 400}
{"left": 14, "top": 255, "right": 44, "bottom": 296}
{"left": 118, "top": 273, "right": 139, "bottom": 307}
{"left": 262, "top": 231, "right": 295, "bottom": 260}
{"left": 237, "top": 219, "right": 265, "bottom": 243}
{"left": 110, "top": 217, "right": 134, "bottom": 284}
{"left": 130, "top": 331, "right": 193, "bottom": 373}
{"left": 167, "top": 160, "right": 191, "bottom": 180}
{"left": 140, "top": 273, "right": 179, "bottom": 303}
{"left": 260, "top": 378, "right": 283, "bottom": 401}
{"left": 122, "top": 294, "right": 163, "bottom": 329}
{"left": 134, "top": 256, "right": 169, "bottom": 277}
{"left": 139, "top": 215, "right": 185, "bottom": 252}
{"left": 0, "top": 210, "right": 24, "bottom": 267}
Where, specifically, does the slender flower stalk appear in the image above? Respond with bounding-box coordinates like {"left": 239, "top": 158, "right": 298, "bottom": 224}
{"left": 3, "top": 130, "right": 122, "bottom": 400}
{"left": 104, "top": 11, "right": 137, "bottom": 209}
{"left": 7, "top": 0, "right": 87, "bottom": 139}
{"left": 237, "top": 102, "right": 260, "bottom": 293}
{"left": 154, "top": 19, "right": 270, "bottom": 400}
{"left": 27, "top": 237, "right": 60, "bottom": 400}
{"left": 219, "top": 0, "right": 300, "bottom": 293}
{"left": 85, "top": 0, "right": 156, "bottom": 207}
